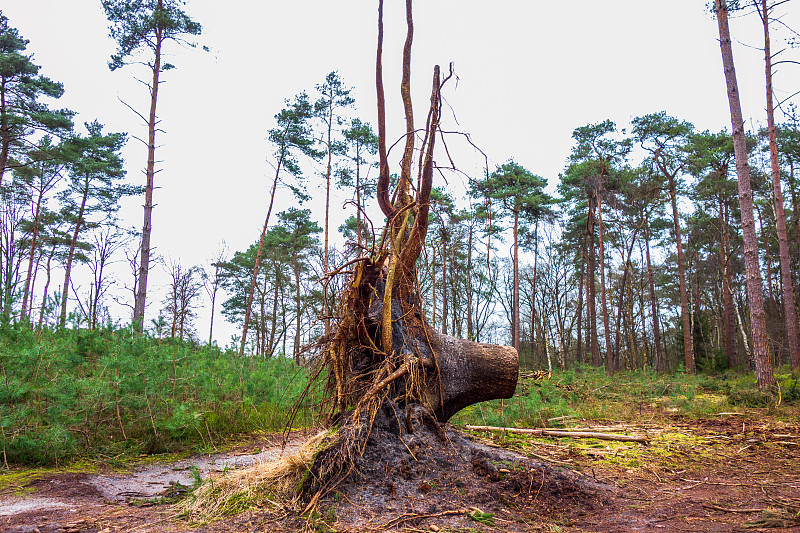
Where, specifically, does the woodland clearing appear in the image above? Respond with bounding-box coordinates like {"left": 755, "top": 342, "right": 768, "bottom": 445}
{"left": 2, "top": 401, "right": 798, "bottom": 533}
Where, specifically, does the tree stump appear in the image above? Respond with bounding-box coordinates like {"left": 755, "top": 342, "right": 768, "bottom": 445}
{"left": 423, "top": 330, "right": 518, "bottom": 421}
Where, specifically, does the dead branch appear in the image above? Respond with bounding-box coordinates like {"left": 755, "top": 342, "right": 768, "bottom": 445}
{"left": 465, "top": 425, "right": 649, "bottom": 444}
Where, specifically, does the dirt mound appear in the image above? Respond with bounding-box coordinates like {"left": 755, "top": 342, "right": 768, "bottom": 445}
{"left": 283, "top": 403, "right": 610, "bottom": 531}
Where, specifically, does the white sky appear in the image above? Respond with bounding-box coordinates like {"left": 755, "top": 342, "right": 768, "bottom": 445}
{"left": 2, "top": 1, "right": 798, "bottom": 346}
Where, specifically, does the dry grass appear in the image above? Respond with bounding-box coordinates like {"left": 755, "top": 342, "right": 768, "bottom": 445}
{"left": 180, "top": 430, "right": 334, "bottom": 521}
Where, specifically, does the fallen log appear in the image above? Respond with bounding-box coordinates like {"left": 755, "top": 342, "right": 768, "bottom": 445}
{"left": 423, "top": 329, "right": 518, "bottom": 421}
{"left": 464, "top": 425, "right": 649, "bottom": 444}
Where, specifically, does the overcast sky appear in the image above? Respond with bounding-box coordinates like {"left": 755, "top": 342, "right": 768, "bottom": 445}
{"left": 3, "top": 1, "right": 798, "bottom": 346}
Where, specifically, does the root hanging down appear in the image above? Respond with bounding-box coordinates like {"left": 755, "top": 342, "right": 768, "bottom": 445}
{"left": 290, "top": 2, "right": 518, "bottom": 507}
{"left": 189, "top": 1, "right": 519, "bottom": 520}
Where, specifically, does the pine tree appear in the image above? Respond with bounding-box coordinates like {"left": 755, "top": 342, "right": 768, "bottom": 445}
{"left": 713, "top": 0, "right": 776, "bottom": 390}
{"left": 632, "top": 112, "right": 696, "bottom": 373}
{"left": 561, "top": 120, "right": 631, "bottom": 367}
{"left": 481, "top": 161, "right": 552, "bottom": 350}
{"left": 14, "top": 136, "right": 67, "bottom": 321}
{"left": 755, "top": 0, "right": 800, "bottom": 370}
{"left": 0, "top": 12, "right": 73, "bottom": 187}
{"left": 239, "top": 93, "right": 319, "bottom": 355}
{"left": 314, "top": 72, "right": 354, "bottom": 335}
{"left": 340, "top": 118, "right": 378, "bottom": 249}
{"left": 102, "top": 0, "right": 202, "bottom": 330}
{"left": 276, "top": 208, "right": 321, "bottom": 362}
{"left": 685, "top": 130, "right": 742, "bottom": 368}
{"left": 58, "top": 121, "right": 130, "bottom": 327}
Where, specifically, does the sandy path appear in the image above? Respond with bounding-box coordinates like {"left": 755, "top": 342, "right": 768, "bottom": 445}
{"left": 0, "top": 435, "right": 302, "bottom": 532}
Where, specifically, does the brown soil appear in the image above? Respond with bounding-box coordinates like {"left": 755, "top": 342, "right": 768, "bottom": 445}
{"left": 1, "top": 413, "right": 799, "bottom": 533}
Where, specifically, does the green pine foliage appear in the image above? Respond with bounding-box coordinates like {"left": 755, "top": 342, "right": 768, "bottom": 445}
{"left": 0, "top": 323, "right": 314, "bottom": 466}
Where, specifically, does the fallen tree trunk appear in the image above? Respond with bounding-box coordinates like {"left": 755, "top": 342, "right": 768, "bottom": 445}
{"left": 465, "top": 425, "right": 650, "bottom": 444}
{"left": 424, "top": 330, "right": 518, "bottom": 421}
{"left": 328, "top": 256, "right": 518, "bottom": 423}
{"left": 299, "top": 0, "right": 520, "bottom": 505}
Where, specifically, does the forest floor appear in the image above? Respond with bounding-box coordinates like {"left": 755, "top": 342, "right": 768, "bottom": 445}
{"left": 1, "top": 409, "right": 799, "bottom": 533}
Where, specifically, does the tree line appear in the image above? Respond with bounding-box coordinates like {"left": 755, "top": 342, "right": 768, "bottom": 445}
{"left": 1, "top": 1, "right": 798, "bottom": 397}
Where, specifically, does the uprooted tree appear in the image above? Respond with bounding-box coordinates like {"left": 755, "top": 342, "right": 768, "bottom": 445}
{"left": 297, "top": 0, "right": 519, "bottom": 507}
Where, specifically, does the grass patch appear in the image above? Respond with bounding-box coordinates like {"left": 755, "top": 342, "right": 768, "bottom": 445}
{"left": 452, "top": 365, "right": 799, "bottom": 430}
{"left": 181, "top": 429, "right": 334, "bottom": 521}
{"left": 0, "top": 324, "right": 319, "bottom": 466}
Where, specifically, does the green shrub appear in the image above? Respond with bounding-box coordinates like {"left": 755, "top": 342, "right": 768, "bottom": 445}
{"left": 0, "top": 324, "right": 315, "bottom": 465}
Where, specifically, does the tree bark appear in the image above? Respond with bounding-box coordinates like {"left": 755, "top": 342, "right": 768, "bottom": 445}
{"left": 645, "top": 226, "right": 664, "bottom": 371}
{"left": 466, "top": 219, "right": 474, "bottom": 340}
{"left": 597, "top": 191, "right": 612, "bottom": 371}
{"left": 667, "top": 172, "right": 695, "bottom": 373}
{"left": 60, "top": 174, "right": 89, "bottom": 327}
{"left": 720, "top": 195, "right": 738, "bottom": 367}
{"left": 441, "top": 228, "right": 448, "bottom": 336}
{"left": 423, "top": 329, "right": 518, "bottom": 421}
{"left": 715, "top": 0, "right": 775, "bottom": 389}
{"left": 322, "top": 90, "right": 335, "bottom": 337}
{"left": 294, "top": 261, "right": 302, "bottom": 362}
{"left": 575, "top": 235, "right": 585, "bottom": 365}
{"left": 512, "top": 206, "right": 520, "bottom": 351}
{"left": 587, "top": 199, "right": 600, "bottom": 366}
{"left": 132, "top": 2, "right": 163, "bottom": 330}
{"left": 759, "top": 0, "right": 800, "bottom": 370}
{"left": 531, "top": 219, "right": 539, "bottom": 363}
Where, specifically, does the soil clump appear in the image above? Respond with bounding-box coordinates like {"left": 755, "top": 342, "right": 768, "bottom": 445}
{"left": 289, "top": 404, "right": 609, "bottom": 532}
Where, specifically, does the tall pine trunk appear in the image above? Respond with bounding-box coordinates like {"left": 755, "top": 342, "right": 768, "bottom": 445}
{"left": 531, "top": 220, "right": 539, "bottom": 363}
{"left": 667, "top": 172, "right": 695, "bottom": 373}
{"left": 60, "top": 175, "right": 90, "bottom": 327}
{"left": 132, "top": 7, "right": 163, "bottom": 330}
{"left": 466, "top": 219, "right": 474, "bottom": 340}
{"left": 0, "top": 85, "right": 9, "bottom": 188}
{"left": 612, "top": 228, "right": 639, "bottom": 366}
{"left": 441, "top": 228, "right": 448, "bottom": 336}
{"left": 575, "top": 235, "right": 586, "bottom": 365}
{"left": 597, "top": 191, "right": 612, "bottom": 371}
{"left": 587, "top": 199, "right": 600, "bottom": 366}
{"left": 294, "top": 261, "right": 302, "bottom": 363}
{"left": 720, "top": 196, "right": 738, "bottom": 367}
{"left": 759, "top": 0, "right": 800, "bottom": 370}
{"left": 240, "top": 145, "right": 285, "bottom": 355}
{"left": 323, "top": 101, "right": 334, "bottom": 337}
{"left": 644, "top": 226, "right": 664, "bottom": 371}
{"left": 715, "top": 0, "right": 775, "bottom": 390}
{"left": 512, "top": 206, "right": 520, "bottom": 350}
{"left": 21, "top": 189, "right": 45, "bottom": 322}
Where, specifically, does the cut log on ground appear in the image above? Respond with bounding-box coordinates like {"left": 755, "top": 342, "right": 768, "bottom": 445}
{"left": 465, "top": 425, "right": 650, "bottom": 444}
{"left": 424, "top": 330, "right": 518, "bottom": 421}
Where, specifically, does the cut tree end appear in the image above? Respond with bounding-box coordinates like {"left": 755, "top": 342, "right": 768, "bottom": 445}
{"left": 425, "top": 329, "right": 519, "bottom": 422}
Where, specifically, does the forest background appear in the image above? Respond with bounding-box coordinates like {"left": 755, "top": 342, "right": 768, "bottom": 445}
{"left": 1, "top": 0, "right": 800, "bottom": 465}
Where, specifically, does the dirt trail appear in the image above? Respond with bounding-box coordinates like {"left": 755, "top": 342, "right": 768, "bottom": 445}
{"left": 0, "top": 434, "right": 302, "bottom": 533}
{"left": 1, "top": 417, "right": 799, "bottom": 533}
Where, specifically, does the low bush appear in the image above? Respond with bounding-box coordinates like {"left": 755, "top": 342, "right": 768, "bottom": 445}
{"left": 0, "top": 324, "right": 316, "bottom": 465}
